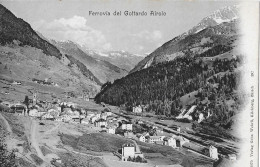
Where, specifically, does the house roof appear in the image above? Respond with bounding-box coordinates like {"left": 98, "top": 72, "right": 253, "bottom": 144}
{"left": 154, "top": 141, "right": 164, "bottom": 145}
{"left": 182, "top": 142, "right": 204, "bottom": 152}
{"left": 96, "top": 118, "right": 106, "bottom": 122}
{"left": 29, "top": 109, "right": 38, "bottom": 112}
{"left": 174, "top": 135, "right": 188, "bottom": 142}
{"left": 149, "top": 136, "right": 164, "bottom": 139}
{"left": 136, "top": 133, "right": 143, "bottom": 138}
{"left": 122, "top": 143, "right": 135, "bottom": 147}
{"left": 209, "top": 145, "right": 217, "bottom": 149}
{"left": 163, "top": 136, "right": 174, "bottom": 141}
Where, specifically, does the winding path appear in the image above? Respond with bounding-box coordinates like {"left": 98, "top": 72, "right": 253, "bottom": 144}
{"left": 30, "top": 119, "right": 48, "bottom": 166}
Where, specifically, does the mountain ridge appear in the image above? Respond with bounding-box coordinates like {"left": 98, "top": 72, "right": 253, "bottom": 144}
{"left": 130, "top": 5, "right": 239, "bottom": 74}
{"left": 86, "top": 50, "right": 144, "bottom": 72}
{"left": 0, "top": 4, "right": 62, "bottom": 59}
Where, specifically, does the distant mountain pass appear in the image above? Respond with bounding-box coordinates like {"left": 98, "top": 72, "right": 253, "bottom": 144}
{"left": 50, "top": 40, "right": 128, "bottom": 84}
{"left": 86, "top": 50, "right": 144, "bottom": 72}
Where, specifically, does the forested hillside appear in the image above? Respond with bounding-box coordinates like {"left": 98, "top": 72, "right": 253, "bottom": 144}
{"left": 95, "top": 19, "right": 243, "bottom": 128}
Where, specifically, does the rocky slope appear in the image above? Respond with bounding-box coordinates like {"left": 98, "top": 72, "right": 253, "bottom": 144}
{"left": 130, "top": 5, "right": 239, "bottom": 73}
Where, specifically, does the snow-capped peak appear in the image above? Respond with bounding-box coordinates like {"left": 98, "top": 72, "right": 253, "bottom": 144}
{"left": 207, "top": 5, "right": 239, "bottom": 24}
{"left": 174, "top": 5, "right": 239, "bottom": 41}
{"left": 97, "top": 52, "right": 109, "bottom": 57}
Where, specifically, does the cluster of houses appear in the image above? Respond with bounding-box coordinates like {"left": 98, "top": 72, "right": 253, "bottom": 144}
{"left": 1, "top": 100, "right": 220, "bottom": 161}
{"left": 0, "top": 100, "right": 119, "bottom": 134}
{"left": 32, "top": 78, "right": 59, "bottom": 87}
{"left": 30, "top": 102, "right": 120, "bottom": 134}
{"left": 135, "top": 128, "right": 189, "bottom": 148}
{"left": 0, "top": 101, "right": 27, "bottom": 115}
{"left": 119, "top": 121, "right": 219, "bottom": 160}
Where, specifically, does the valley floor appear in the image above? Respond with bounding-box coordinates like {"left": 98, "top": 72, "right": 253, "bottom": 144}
{"left": 0, "top": 108, "right": 217, "bottom": 167}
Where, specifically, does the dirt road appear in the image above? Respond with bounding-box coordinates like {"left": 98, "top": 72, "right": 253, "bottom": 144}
{"left": 30, "top": 119, "right": 50, "bottom": 166}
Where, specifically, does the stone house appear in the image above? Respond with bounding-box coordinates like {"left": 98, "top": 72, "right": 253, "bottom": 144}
{"left": 122, "top": 123, "right": 133, "bottom": 131}
{"left": 147, "top": 136, "right": 165, "bottom": 144}
{"left": 94, "top": 119, "right": 107, "bottom": 127}
{"left": 121, "top": 143, "right": 144, "bottom": 161}
{"left": 163, "top": 137, "right": 176, "bottom": 148}
{"left": 137, "top": 135, "right": 146, "bottom": 142}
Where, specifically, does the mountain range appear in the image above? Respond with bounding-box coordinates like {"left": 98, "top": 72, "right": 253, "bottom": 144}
{"left": 49, "top": 40, "right": 128, "bottom": 84}
{"left": 86, "top": 50, "right": 144, "bottom": 72}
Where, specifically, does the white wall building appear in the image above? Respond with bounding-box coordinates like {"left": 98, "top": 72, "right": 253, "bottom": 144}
{"left": 90, "top": 116, "right": 98, "bottom": 123}
{"left": 148, "top": 136, "right": 165, "bottom": 144}
{"left": 163, "top": 137, "right": 176, "bottom": 148}
{"left": 94, "top": 119, "right": 107, "bottom": 127}
{"left": 107, "top": 127, "right": 115, "bottom": 134}
{"left": 29, "top": 109, "right": 38, "bottom": 117}
{"left": 132, "top": 105, "right": 142, "bottom": 113}
{"left": 228, "top": 154, "right": 236, "bottom": 161}
{"left": 122, "top": 143, "right": 135, "bottom": 161}
{"left": 122, "top": 123, "right": 133, "bottom": 131}
{"left": 198, "top": 113, "right": 205, "bottom": 123}
{"left": 81, "top": 119, "right": 89, "bottom": 124}
{"left": 209, "top": 145, "right": 218, "bottom": 160}
{"left": 121, "top": 143, "right": 144, "bottom": 161}
{"left": 42, "top": 113, "right": 54, "bottom": 119}
{"left": 174, "top": 135, "right": 189, "bottom": 147}
{"left": 62, "top": 115, "right": 72, "bottom": 122}
{"left": 138, "top": 135, "right": 146, "bottom": 142}
{"left": 55, "top": 117, "right": 63, "bottom": 122}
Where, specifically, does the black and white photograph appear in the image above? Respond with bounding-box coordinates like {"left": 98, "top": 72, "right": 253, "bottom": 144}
{"left": 0, "top": 1, "right": 258, "bottom": 167}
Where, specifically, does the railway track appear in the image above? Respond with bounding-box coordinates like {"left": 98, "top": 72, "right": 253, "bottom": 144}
{"left": 110, "top": 109, "right": 238, "bottom": 157}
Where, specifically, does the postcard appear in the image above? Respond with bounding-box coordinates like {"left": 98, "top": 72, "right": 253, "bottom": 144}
{"left": 0, "top": 1, "right": 258, "bottom": 167}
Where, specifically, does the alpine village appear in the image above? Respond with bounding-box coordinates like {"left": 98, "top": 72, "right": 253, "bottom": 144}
{"left": 0, "top": 3, "right": 244, "bottom": 167}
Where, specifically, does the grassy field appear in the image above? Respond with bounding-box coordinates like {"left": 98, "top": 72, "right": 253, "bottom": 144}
{"left": 61, "top": 132, "right": 132, "bottom": 153}
{"left": 60, "top": 132, "right": 214, "bottom": 167}
{"left": 57, "top": 151, "right": 107, "bottom": 167}
{"left": 1, "top": 112, "right": 25, "bottom": 137}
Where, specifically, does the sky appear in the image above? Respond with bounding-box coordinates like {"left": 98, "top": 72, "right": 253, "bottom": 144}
{"left": 1, "top": 0, "right": 239, "bottom": 55}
